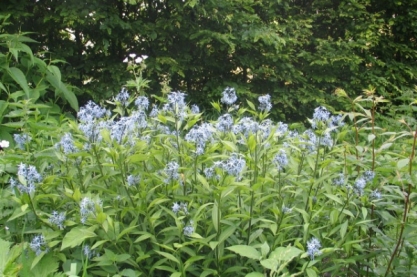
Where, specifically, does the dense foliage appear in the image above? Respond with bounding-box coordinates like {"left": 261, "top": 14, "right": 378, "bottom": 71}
{"left": 2, "top": 0, "right": 417, "bottom": 120}
{"left": 1, "top": 76, "right": 417, "bottom": 276}
{"left": 1, "top": 4, "right": 417, "bottom": 277}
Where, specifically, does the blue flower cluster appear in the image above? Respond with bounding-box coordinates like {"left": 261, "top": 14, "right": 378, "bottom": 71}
{"left": 80, "top": 197, "right": 102, "bottom": 224}
{"left": 164, "top": 161, "right": 180, "bottom": 184}
{"left": 217, "top": 153, "right": 246, "bottom": 178}
{"left": 233, "top": 117, "right": 259, "bottom": 137}
{"left": 78, "top": 101, "right": 108, "bottom": 123}
{"left": 332, "top": 173, "right": 345, "bottom": 186}
{"left": 276, "top": 122, "right": 289, "bottom": 137}
{"left": 9, "top": 163, "right": 42, "bottom": 194}
{"left": 135, "top": 96, "right": 149, "bottom": 110}
{"left": 83, "top": 244, "right": 98, "bottom": 260}
{"left": 183, "top": 221, "right": 194, "bottom": 236}
{"left": 49, "top": 211, "right": 66, "bottom": 230}
{"left": 185, "top": 123, "right": 215, "bottom": 155}
{"left": 115, "top": 88, "right": 130, "bottom": 106}
{"left": 216, "top": 114, "right": 234, "bottom": 132}
{"left": 127, "top": 174, "right": 141, "bottom": 186}
{"left": 163, "top": 91, "right": 187, "bottom": 120}
{"left": 190, "top": 104, "right": 200, "bottom": 114}
{"left": 30, "top": 235, "right": 48, "bottom": 256}
{"left": 172, "top": 202, "right": 189, "bottom": 215}
{"left": 307, "top": 237, "right": 322, "bottom": 260}
{"left": 55, "top": 133, "right": 77, "bottom": 154}
{"left": 354, "top": 170, "right": 375, "bottom": 195}
{"left": 14, "top": 133, "right": 32, "bottom": 150}
{"left": 258, "top": 94, "right": 272, "bottom": 112}
{"left": 221, "top": 87, "right": 237, "bottom": 105}
{"left": 273, "top": 149, "right": 288, "bottom": 171}
{"left": 311, "top": 106, "right": 344, "bottom": 131}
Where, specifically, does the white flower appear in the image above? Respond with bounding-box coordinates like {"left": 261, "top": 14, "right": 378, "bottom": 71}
{"left": 0, "top": 140, "right": 9, "bottom": 148}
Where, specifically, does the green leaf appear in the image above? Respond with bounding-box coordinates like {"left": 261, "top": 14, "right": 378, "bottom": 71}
{"left": 120, "top": 268, "right": 138, "bottom": 277}
{"left": 367, "top": 134, "right": 375, "bottom": 142}
{"left": 397, "top": 158, "right": 409, "bottom": 170}
{"left": 226, "top": 245, "right": 261, "bottom": 260}
{"left": 46, "top": 71, "right": 78, "bottom": 111}
{"left": 271, "top": 246, "right": 303, "bottom": 261}
{"left": 211, "top": 102, "right": 221, "bottom": 113}
{"left": 306, "top": 268, "right": 318, "bottom": 277}
{"left": 324, "top": 193, "right": 343, "bottom": 205}
{"left": 117, "top": 225, "right": 138, "bottom": 241}
{"left": 128, "top": 154, "right": 149, "bottom": 163}
{"left": 0, "top": 238, "right": 11, "bottom": 273}
{"left": 116, "top": 253, "right": 131, "bottom": 262}
{"left": 47, "top": 65, "right": 62, "bottom": 82}
{"left": 340, "top": 220, "right": 348, "bottom": 239}
{"left": 155, "top": 250, "right": 180, "bottom": 264}
{"left": 61, "top": 226, "right": 96, "bottom": 250}
{"left": 134, "top": 232, "right": 154, "bottom": 243}
{"left": 212, "top": 201, "right": 219, "bottom": 232}
{"left": 260, "top": 246, "right": 302, "bottom": 274}
{"left": 7, "top": 204, "right": 30, "bottom": 221}
{"left": 7, "top": 67, "right": 30, "bottom": 98}
{"left": 260, "top": 241, "right": 270, "bottom": 258}
{"left": 246, "top": 100, "right": 256, "bottom": 111}
{"left": 245, "top": 273, "right": 264, "bottom": 277}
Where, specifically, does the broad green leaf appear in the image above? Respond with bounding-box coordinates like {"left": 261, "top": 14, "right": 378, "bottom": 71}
{"left": 340, "top": 220, "right": 348, "bottom": 239}
{"left": 120, "top": 268, "right": 138, "bottom": 277}
{"left": 116, "top": 253, "right": 131, "bottom": 262}
{"left": 7, "top": 204, "right": 29, "bottom": 221}
{"left": 397, "top": 158, "right": 409, "bottom": 170}
{"left": 260, "top": 241, "right": 270, "bottom": 258}
{"left": 211, "top": 101, "right": 221, "bottom": 113}
{"left": 47, "top": 65, "right": 62, "bottom": 82}
{"left": 61, "top": 226, "right": 96, "bottom": 250}
{"left": 117, "top": 225, "right": 138, "bottom": 240}
{"left": 246, "top": 99, "right": 256, "bottom": 111}
{"left": 324, "top": 193, "right": 343, "bottom": 205}
{"left": 361, "top": 207, "right": 368, "bottom": 219}
{"left": 134, "top": 232, "right": 154, "bottom": 243}
{"left": 46, "top": 71, "right": 78, "bottom": 111}
{"left": 128, "top": 153, "right": 149, "bottom": 163}
{"left": 7, "top": 67, "right": 30, "bottom": 98}
{"left": 226, "top": 245, "right": 261, "bottom": 260}
{"left": 218, "top": 225, "right": 236, "bottom": 244}
{"left": 269, "top": 246, "right": 302, "bottom": 262}
{"left": 0, "top": 100, "right": 8, "bottom": 117}
{"left": 306, "top": 268, "right": 318, "bottom": 277}
{"left": 0, "top": 238, "right": 11, "bottom": 273}
{"left": 245, "top": 273, "right": 264, "bottom": 277}
{"left": 367, "top": 134, "right": 375, "bottom": 142}
{"left": 212, "top": 201, "right": 219, "bottom": 232}
{"left": 155, "top": 250, "right": 180, "bottom": 264}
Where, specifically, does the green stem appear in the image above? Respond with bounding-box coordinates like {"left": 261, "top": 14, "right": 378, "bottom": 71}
{"left": 304, "top": 137, "right": 321, "bottom": 213}
{"left": 247, "top": 139, "right": 259, "bottom": 245}
{"left": 246, "top": 190, "right": 255, "bottom": 245}
{"left": 384, "top": 126, "right": 417, "bottom": 276}
{"left": 337, "top": 189, "right": 352, "bottom": 222}
{"left": 92, "top": 144, "right": 109, "bottom": 188}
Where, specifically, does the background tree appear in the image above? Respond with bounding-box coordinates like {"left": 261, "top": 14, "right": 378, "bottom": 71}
{"left": 1, "top": 0, "right": 416, "bottom": 120}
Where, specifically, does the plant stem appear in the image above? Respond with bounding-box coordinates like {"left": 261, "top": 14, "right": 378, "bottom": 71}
{"left": 247, "top": 139, "right": 259, "bottom": 245}
{"left": 384, "top": 126, "right": 417, "bottom": 276}
{"left": 304, "top": 137, "right": 321, "bottom": 213}
{"left": 92, "top": 144, "right": 109, "bottom": 188}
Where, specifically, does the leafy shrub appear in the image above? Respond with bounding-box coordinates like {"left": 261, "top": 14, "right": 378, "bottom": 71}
{"left": 1, "top": 84, "right": 417, "bottom": 277}
{"left": 0, "top": 14, "right": 78, "bottom": 146}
